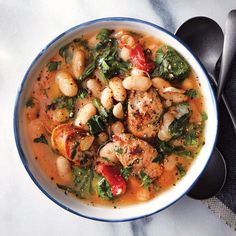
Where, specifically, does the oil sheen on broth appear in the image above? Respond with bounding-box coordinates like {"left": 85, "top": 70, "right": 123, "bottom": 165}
{"left": 24, "top": 28, "right": 207, "bottom": 207}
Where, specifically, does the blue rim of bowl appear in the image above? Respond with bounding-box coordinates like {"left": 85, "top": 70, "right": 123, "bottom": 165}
{"left": 13, "top": 17, "right": 218, "bottom": 222}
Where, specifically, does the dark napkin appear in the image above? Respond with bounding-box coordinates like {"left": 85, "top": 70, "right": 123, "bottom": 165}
{"left": 202, "top": 59, "right": 236, "bottom": 229}
{"left": 216, "top": 59, "right": 236, "bottom": 212}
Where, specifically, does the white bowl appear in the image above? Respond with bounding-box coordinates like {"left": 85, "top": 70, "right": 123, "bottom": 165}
{"left": 14, "top": 17, "right": 218, "bottom": 222}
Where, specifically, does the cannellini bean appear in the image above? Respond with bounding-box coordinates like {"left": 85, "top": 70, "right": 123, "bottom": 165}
{"left": 120, "top": 35, "right": 136, "bottom": 48}
{"left": 131, "top": 67, "right": 145, "bottom": 76}
{"left": 111, "top": 121, "right": 125, "bottom": 135}
{"left": 56, "top": 156, "right": 72, "bottom": 182}
{"left": 119, "top": 47, "right": 130, "bottom": 61}
{"left": 87, "top": 79, "right": 102, "bottom": 98}
{"left": 158, "top": 111, "right": 175, "bottom": 141}
{"left": 79, "top": 135, "right": 95, "bottom": 151}
{"left": 72, "top": 49, "right": 85, "bottom": 78}
{"left": 97, "top": 132, "right": 108, "bottom": 144}
{"left": 74, "top": 103, "right": 97, "bottom": 127}
{"left": 55, "top": 71, "right": 78, "bottom": 97}
{"left": 99, "top": 142, "right": 119, "bottom": 163}
{"left": 52, "top": 108, "right": 69, "bottom": 123}
{"left": 123, "top": 75, "right": 152, "bottom": 91}
{"left": 152, "top": 77, "right": 171, "bottom": 90}
{"left": 164, "top": 154, "right": 177, "bottom": 171}
{"left": 109, "top": 77, "right": 127, "bottom": 102}
{"left": 136, "top": 188, "right": 151, "bottom": 201}
{"left": 159, "top": 87, "right": 188, "bottom": 103}
{"left": 113, "top": 102, "right": 124, "bottom": 119}
{"left": 101, "top": 87, "right": 113, "bottom": 110}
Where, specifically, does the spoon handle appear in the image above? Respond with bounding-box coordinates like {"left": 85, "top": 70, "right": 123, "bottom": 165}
{"left": 217, "top": 10, "right": 236, "bottom": 100}
{"left": 222, "top": 93, "right": 236, "bottom": 133}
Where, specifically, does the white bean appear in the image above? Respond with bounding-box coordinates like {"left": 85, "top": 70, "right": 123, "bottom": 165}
{"left": 55, "top": 71, "right": 78, "bottom": 97}
{"left": 74, "top": 103, "right": 97, "bottom": 127}
{"left": 56, "top": 156, "right": 72, "bottom": 182}
{"left": 164, "top": 154, "right": 177, "bottom": 171}
{"left": 52, "top": 108, "right": 70, "bottom": 123}
{"left": 99, "top": 142, "right": 119, "bottom": 163}
{"left": 111, "top": 121, "right": 125, "bottom": 135}
{"left": 87, "top": 79, "right": 102, "bottom": 98}
{"left": 130, "top": 67, "right": 145, "bottom": 76}
{"left": 123, "top": 75, "right": 152, "bottom": 91}
{"left": 79, "top": 135, "right": 95, "bottom": 151}
{"left": 101, "top": 87, "right": 113, "bottom": 110}
{"left": 113, "top": 103, "right": 124, "bottom": 119}
{"left": 119, "top": 47, "right": 130, "bottom": 61}
{"left": 72, "top": 49, "right": 85, "bottom": 78}
{"left": 109, "top": 77, "right": 127, "bottom": 102}
{"left": 97, "top": 132, "right": 108, "bottom": 144}
{"left": 152, "top": 77, "right": 171, "bottom": 90}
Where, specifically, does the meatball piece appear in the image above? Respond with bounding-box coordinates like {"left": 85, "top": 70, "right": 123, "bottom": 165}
{"left": 127, "top": 88, "right": 163, "bottom": 139}
{"left": 113, "top": 133, "right": 157, "bottom": 174}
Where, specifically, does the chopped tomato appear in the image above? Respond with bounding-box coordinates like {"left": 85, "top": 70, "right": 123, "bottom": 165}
{"left": 130, "top": 44, "right": 155, "bottom": 72}
{"left": 97, "top": 163, "right": 127, "bottom": 196}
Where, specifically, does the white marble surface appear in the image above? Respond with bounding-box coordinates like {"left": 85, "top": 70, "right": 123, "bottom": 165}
{"left": 1, "top": 0, "right": 236, "bottom": 235}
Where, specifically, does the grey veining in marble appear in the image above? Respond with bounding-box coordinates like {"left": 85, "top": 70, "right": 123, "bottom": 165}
{"left": 1, "top": 0, "right": 236, "bottom": 235}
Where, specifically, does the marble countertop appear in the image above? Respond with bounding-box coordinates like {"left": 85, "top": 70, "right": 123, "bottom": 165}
{"left": 1, "top": 0, "right": 236, "bottom": 235}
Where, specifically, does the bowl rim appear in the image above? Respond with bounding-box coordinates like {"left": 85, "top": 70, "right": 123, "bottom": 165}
{"left": 13, "top": 17, "right": 218, "bottom": 222}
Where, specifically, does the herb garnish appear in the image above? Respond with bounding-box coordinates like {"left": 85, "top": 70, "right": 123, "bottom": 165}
{"left": 33, "top": 134, "right": 48, "bottom": 144}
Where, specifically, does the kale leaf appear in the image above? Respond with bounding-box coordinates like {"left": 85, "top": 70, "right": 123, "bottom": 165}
{"left": 26, "top": 98, "right": 35, "bottom": 108}
{"left": 140, "top": 171, "right": 153, "bottom": 189}
{"left": 97, "top": 177, "right": 113, "bottom": 200}
{"left": 121, "top": 167, "right": 132, "bottom": 181}
{"left": 184, "top": 89, "right": 198, "bottom": 98}
{"left": 47, "top": 61, "right": 60, "bottom": 72}
{"left": 72, "top": 166, "right": 94, "bottom": 198}
{"left": 87, "top": 115, "right": 106, "bottom": 134}
{"left": 152, "top": 46, "right": 190, "bottom": 81}
{"left": 33, "top": 134, "right": 48, "bottom": 144}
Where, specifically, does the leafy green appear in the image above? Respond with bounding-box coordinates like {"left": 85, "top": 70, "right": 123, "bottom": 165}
{"left": 169, "top": 113, "right": 190, "bottom": 138}
{"left": 59, "top": 44, "right": 73, "bottom": 63}
{"left": 87, "top": 115, "right": 106, "bottom": 134}
{"left": 33, "top": 134, "right": 48, "bottom": 144}
{"left": 72, "top": 166, "right": 94, "bottom": 198}
{"left": 176, "top": 163, "right": 186, "bottom": 177}
{"left": 152, "top": 46, "right": 190, "bottom": 81}
{"left": 154, "top": 140, "right": 192, "bottom": 162}
{"left": 56, "top": 184, "right": 79, "bottom": 195}
{"left": 92, "top": 98, "right": 108, "bottom": 118}
{"left": 78, "top": 88, "right": 88, "bottom": 99}
{"left": 121, "top": 167, "right": 132, "bottom": 181}
{"left": 140, "top": 171, "right": 153, "bottom": 189}
{"left": 73, "top": 37, "right": 89, "bottom": 50}
{"left": 201, "top": 112, "right": 208, "bottom": 121}
{"left": 49, "top": 96, "right": 77, "bottom": 115}
{"left": 184, "top": 131, "right": 198, "bottom": 146}
{"left": 26, "top": 98, "right": 34, "bottom": 107}
{"left": 97, "top": 177, "right": 113, "bottom": 200}
{"left": 114, "top": 145, "right": 123, "bottom": 154}
{"left": 184, "top": 89, "right": 198, "bottom": 98}
{"left": 47, "top": 61, "right": 60, "bottom": 71}
{"left": 78, "top": 59, "right": 96, "bottom": 81}
{"left": 96, "top": 29, "right": 114, "bottom": 41}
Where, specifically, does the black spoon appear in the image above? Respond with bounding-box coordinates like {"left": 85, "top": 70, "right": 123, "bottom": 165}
{"left": 217, "top": 10, "right": 236, "bottom": 100}
{"left": 175, "top": 17, "right": 229, "bottom": 199}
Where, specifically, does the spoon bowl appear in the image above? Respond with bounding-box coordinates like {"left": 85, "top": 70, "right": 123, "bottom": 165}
{"left": 176, "top": 17, "right": 224, "bottom": 77}
{"left": 176, "top": 16, "right": 227, "bottom": 200}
